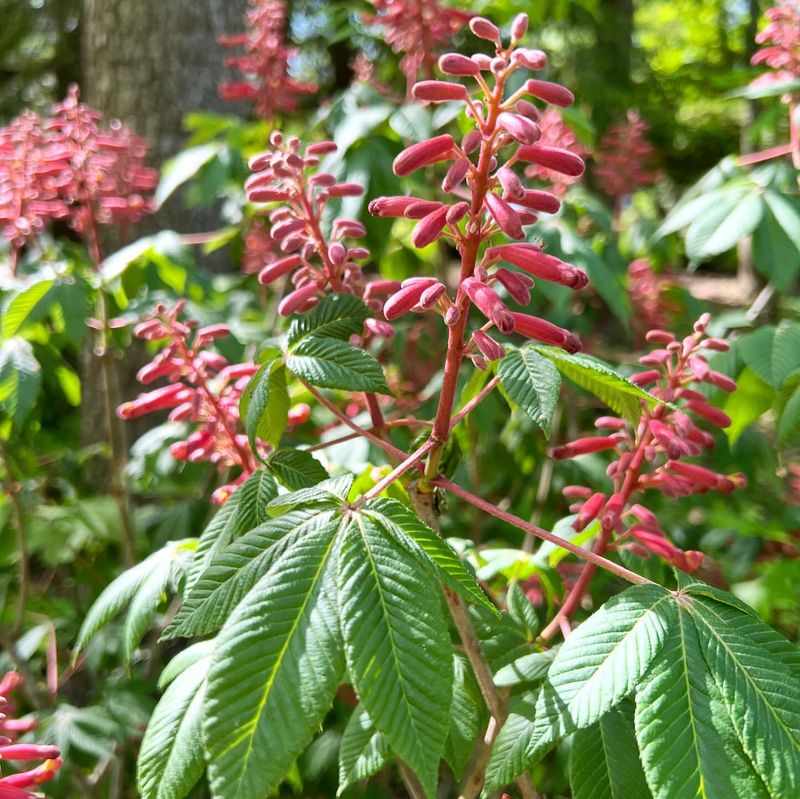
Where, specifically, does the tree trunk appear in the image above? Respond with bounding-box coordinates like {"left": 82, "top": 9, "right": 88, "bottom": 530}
{"left": 79, "top": 0, "right": 248, "bottom": 482}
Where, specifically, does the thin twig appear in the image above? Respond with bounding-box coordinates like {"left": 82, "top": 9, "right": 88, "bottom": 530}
{"left": 432, "top": 477, "right": 650, "bottom": 586}
{"left": 355, "top": 440, "right": 437, "bottom": 506}
{"left": 449, "top": 375, "right": 501, "bottom": 430}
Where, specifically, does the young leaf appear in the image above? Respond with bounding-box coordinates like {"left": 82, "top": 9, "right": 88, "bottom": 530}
{"left": 361, "top": 497, "right": 494, "bottom": 613}
{"left": 155, "top": 143, "right": 221, "bottom": 208}
{"left": 506, "top": 581, "right": 540, "bottom": 638}
{"left": 635, "top": 608, "right": 768, "bottom": 799}
{"left": 267, "top": 448, "right": 328, "bottom": 490}
{"left": 287, "top": 293, "right": 370, "bottom": 347}
{"left": 498, "top": 346, "right": 561, "bottom": 435}
{"left": 570, "top": 700, "right": 652, "bottom": 799}
{"left": 338, "top": 705, "right": 391, "bottom": 795}
{"left": 493, "top": 648, "right": 557, "bottom": 688}
{"left": 533, "top": 346, "right": 659, "bottom": 423}
{"left": 240, "top": 358, "right": 289, "bottom": 451}
{"left": 266, "top": 474, "right": 354, "bottom": 516}
{"left": 1, "top": 278, "right": 56, "bottom": 338}
{"left": 164, "top": 510, "right": 333, "bottom": 640}
{"left": 138, "top": 657, "right": 209, "bottom": 799}
{"left": 122, "top": 553, "right": 174, "bottom": 662}
{"left": 204, "top": 515, "right": 344, "bottom": 799}
{"left": 338, "top": 513, "right": 452, "bottom": 796}
{"left": 286, "top": 336, "right": 390, "bottom": 393}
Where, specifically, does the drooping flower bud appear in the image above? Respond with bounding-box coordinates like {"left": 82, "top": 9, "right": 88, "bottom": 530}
{"left": 412, "top": 80, "right": 468, "bottom": 102}
{"left": 516, "top": 144, "right": 585, "bottom": 177}
{"left": 524, "top": 79, "right": 574, "bottom": 107}
{"left": 393, "top": 135, "right": 455, "bottom": 176}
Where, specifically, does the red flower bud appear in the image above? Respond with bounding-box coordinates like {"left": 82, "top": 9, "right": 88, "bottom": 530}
{"left": 516, "top": 144, "right": 585, "bottom": 177}
{"left": 514, "top": 190, "right": 561, "bottom": 214}
{"left": 469, "top": 17, "right": 501, "bottom": 42}
{"left": 573, "top": 492, "right": 606, "bottom": 531}
{"left": 550, "top": 436, "right": 616, "bottom": 460}
{"left": 442, "top": 159, "right": 471, "bottom": 192}
{"left": 0, "top": 745, "right": 61, "bottom": 762}
{"left": 511, "top": 312, "right": 581, "bottom": 351}
{"left": 486, "top": 244, "right": 586, "bottom": 289}
{"left": 472, "top": 330, "right": 506, "bottom": 361}
{"left": 278, "top": 283, "right": 320, "bottom": 316}
{"left": 510, "top": 13, "right": 529, "bottom": 41}
{"left": 258, "top": 254, "right": 303, "bottom": 285}
{"left": 462, "top": 278, "right": 515, "bottom": 333}
{"left": 524, "top": 79, "right": 574, "bottom": 107}
{"left": 393, "top": 135, "right": 455, "bottom": 176}
{"left": 384, "top": 283, "right": 431, "bottom": 320}
{"left": 686, "top": 400, "right": 731, "bottom": 429}
{"left": 412, "top": 81, "right": 468, "bottom": 102}
{"left": 484, "top": 193, "right": 524, "bottom": 239}
{"left": 412, "top": 205, "right": 451, "bottom": 248}
{"left": 439, "top": 53, "right": 481, "bottom": 76}
{"left": 497, "top": 112, "right": 541, "bottom": 145}
{"left": 494, "top": 268, "right": 532, "bottom": 305}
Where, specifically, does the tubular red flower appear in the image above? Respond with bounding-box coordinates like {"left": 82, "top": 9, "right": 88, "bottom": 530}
{"left": 487, "top": 244, "right": 586, "bottom": 289}
{"left": 462, "top": 278, "right": 515, "bottom": 334}
{"left": 524, "top": 79, "right": 574, "bottom": 107}
{"left": 439, "top": 53, "right": 480, "bottom": 76}
{"left": 412, "top": 80, "right": 468, "bottom": 102}
{"left": 573, "top": 491, "right": 606, "bottom": 531}
{"left": 551, "top": 437, "right": 618, "bottom": 460}
{"left": 511, "top": 312, "right": 581, "bottom": 351}
{"left": 484, "top": 193, "right": 524, "bottom": 239}
{"left": 497, "top": 112, "right": 541, "bottom": 145}
{"left": 516, "top": 144, "right": 586, "bottom": 177}
{"left": 412, "top": 204, "right": 451, "bottom": 247}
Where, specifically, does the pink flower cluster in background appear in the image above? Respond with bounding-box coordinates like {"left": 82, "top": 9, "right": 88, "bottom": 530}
{"left": 555, "top": 314, "right": 744, "bottom": 573}
{"left": 0, "top": 672, "right": 62, "bottom": 798}
{"left": 594, "top": 110, "right": 658, "bottom": 199}
{"left": 368, "top": 14, "right": 588, "bottom": 361}
{"left": 0, "top": 85, "right": 157, "bottom": 272}
{"left": 627, "top": 259, "right": 681, "bottom": 344}
{"left": 219, "top": 0, "right": 316, "bottom": 120}
{"left": 751, "top": 0, "right": 800, "bottom": 96}
{"left": 362, "top": 0, "right": 472, "bottom": 93}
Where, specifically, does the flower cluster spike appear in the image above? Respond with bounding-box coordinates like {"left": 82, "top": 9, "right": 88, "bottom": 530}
{"left": 627, "top": 259, "right": 681, "bottom": 344}
{"left": 245, "top": 133, "right": 390, "bottom": 328}
{"left": 368, "top": 13, "right": 587, "bottom": 360}
{"left": 218, "top": 0, "right": 316, "bottom": 120}
{"left": 362, "top": 0, "right": 472, "bottom": 93}
{"left": 0, "top": 85, "right": 157, "bottom": 272}
{"left": 117, "top": 302, "right": 262, "bottom": 504}
{"left": 750, "top": 0, "right": 800, "bottom": 100}
{"left": 594, "top": 110, "right": 658, "bottom": 199}
{"left": 0, "top": 672, "right": 63, "bottom": 797}
{"left": 554, "top": 314, "right": 744, "bottom": 573}
{"left": 523, "top": 107, "right": 589, "bottom": 196}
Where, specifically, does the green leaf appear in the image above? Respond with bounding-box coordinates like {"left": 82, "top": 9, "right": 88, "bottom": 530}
{"left": 690, "top": 598, "right": 800, "bottom": 797}
{"left": 777, "top": 378, "right": 800, "bottom": 445}
{"left": 727, "top": 78, "right": 800, "bottom": 99}
{"left": 685, "top": 186, "right": 763, "bottom": 260}
{"left": 241, "top": 359, "right": 289, "bottom": 451}
{"left": 570, "top": 700, "right": 651, "bottom": 799}
{"left": 361, "top": 497, "right": 495, "bottom": 612}
{"left": 122, "top": 553, "right": 174, "bottom": 662}
{"left": 527, "top": 584, "right": 674, "bottom": 760}
{"left": 339, "top": 513, "right": 452, "bottom": 796}
{"left": 506, "top": 581, "right": 540, "bottom": 638}
{"left": 287, "top": 293, "right": 370, "bottom": 348}
{"left": 231, "top": 470, "right": 279, "bottom": 534}
{"left": 722, "top": 367, "right": 774, "bottom": 445}
{"left": 158, "top": 641, "right": 215, "bottom": 689}
{"left": 99, "top": 231, "right": 186, "bottom": 284}
{"left": 494, "top": 648, "right": 557, "bottom": 688}
{"left": 268, "top": 448, "right": 328, "bottom": 490}
{"left": 444, "top": 654, "right": 482, "bottom": 779}
{"left": 155, "top": 143, "right": 221, "bottom": 208}
{"left": 0, "top": 337, "right": 41, "bottom": 429}
{"left": 267, "top": 474, "right": 354, "bottom": 516}
{"left": 287, "top": 336, "right": 390, "bottom": 393}
{"left": 138, "top": 657, "right": 209, "bottom": 799}
{"left": 657, "top": 188, "right": 734, "bottom": 239}
{"left": 739, "top": 323, "right": 800, "bottom": 389}
{"left": 753, "top": 196, "right": 800, "bottom": 290}
{"left": 204, "top": 516, "right": 344, "bottom": 799}
{"left": 164, "top": 510, "right": 332, "bottom": 640}
{"left": 484, "top": 693, "right": 537, "bottom": 790}
{"left": 338, "top": 705, "right": 391, "bottom": 795}
{"left": 533, "top": 346, "right": 659, "bottom": 423}
{"left": 635, "top": 605, "right": 769, "bottom": 799}
{"left": 1, "top": 278, "right": 56, "bottom": 338}
{"left": 498, "top": 346, "right": 561, "bottom": 435}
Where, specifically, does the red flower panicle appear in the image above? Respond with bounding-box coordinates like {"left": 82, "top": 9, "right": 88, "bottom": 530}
{"left": 627, "top": 259, "right": 681, "bottom": 344}
{"left": 594, "top": 111, "right": 658, "bottom": 199}
{"left": 0, "top": 86, "right": 156, "bottom": 272}
{"left": 0, "top": 672, "right": 62, "bottom": 797}
{"left": 219, "top": 0, "right": 316, "bottom": 120}
{"left": 363, "top": 0, "right": 472, "bottom": 93}
{"left": 369, "top": 15, "right": 588, "bottom": 358}
{"left": 750, "top": 1, "right": 800, "bottom": 99}
{"left": 523, "top": 108, "right": 589, "bottom": 196}
{"left": 117, "top": 302, "right": 263, "bottom": 504}
{"left": 554, "top": 315, "right": 744, "bottom": 573}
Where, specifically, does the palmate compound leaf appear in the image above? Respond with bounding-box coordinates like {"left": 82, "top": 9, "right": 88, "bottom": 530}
{"left": 532, "top": 346, "right": 661, "bottom": 424}
{"left": 338, "top": 513, "right": 453, "bottom": 798}
{"left": 485, "top": 584, "right": 675, "bottom": 791}
{"left": 204, "top": 514, "right": 345, "bottom": 799}
{"left": 162, "top": 508, "right": 328, "bottom": 640}
{"left": 497, "top": 345, "right": 561, "bottom": 435}
{"left": 74, "top": 539, "right": 194, "bottom": 657}
{"left": 634, "top": 602, "right": 770, "bottom": 799}
{"left": 138, "top": 654, "right": 210, "bottom": 799}
{"left": 570, "top": 699, "right": 652, "bottom": 799}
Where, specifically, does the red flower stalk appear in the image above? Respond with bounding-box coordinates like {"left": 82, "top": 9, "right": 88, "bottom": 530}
{"left": 594, "top": 111, "right": 658, "bottom": 200}
{"left": 244, "top": 133, "right": 390, "bottom": 332}
{"left": 551, "top": 315, "right": 744, "bottom": 586}
{"left": 0, "top": 86, "right": 156, "bottom": 272}
{"left": 523, "top": 108, "right": 589, "bottom": 196}
{"left": 751, "top": 1, "right": 800, "bottom": 100}
{"left": 362, "top": 0, "right": 472, "bottom": 94}
{"left": 117, "top": 302, "right": 272, "bottom": 503}
{"left": 369, "top": 14, "right": 589, "bottom": 366}
{"left": 219, "top": 0, "right": 316, "bottom": 120}
{"left": 0, "top": 672, "right": 62, "bottom": 797}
